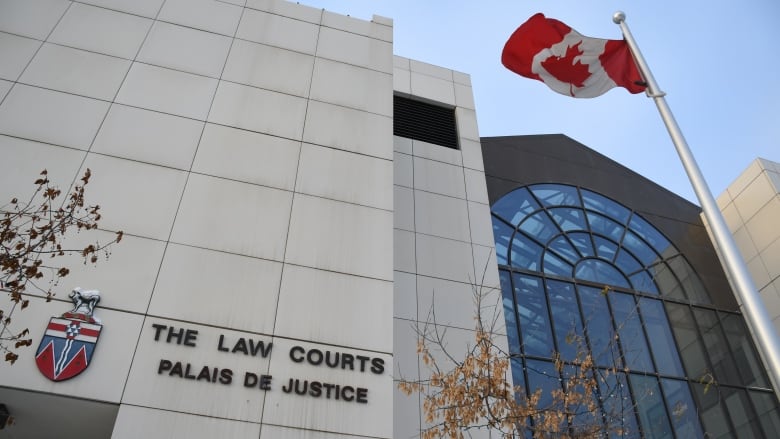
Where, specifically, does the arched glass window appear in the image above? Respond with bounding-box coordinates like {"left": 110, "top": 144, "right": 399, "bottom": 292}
{"left": 492, "top": 183, "right": 777, "bottom": 438}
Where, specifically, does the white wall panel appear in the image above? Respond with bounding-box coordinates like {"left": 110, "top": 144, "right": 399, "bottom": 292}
{"left": 78, "top": 0, "right": 165, "bottom": 18}
{"left": 0, "top": 78, "right": 10, "bottom": 101}
{"left": 150, "top": 244, "right": 283, "bottom": 333}
{"left": 310, "top": 57, "right": 392, "bottom": 116}
{"left": 321, "top": 11, "right": 392, "bottom": 42}
{"left": 393, "top": 186, "right": 414, "bottom": 232}
{"left": 246, "top": 0, "right": 322, "bottom": 24}
{"left": 746, "top": 197, "right": 780, "bottom": 253}
{"left": 460, "top": 138, "right": 485, "bottom": 171}
{"left": 92, "top": 104, "right": 204, "bottom": 169}
{"left": 409, "top": 60, "right": 451, "bottom": 81}
{"left": 416, "top": 276, "right": 476, "bottom": 330}
{"left": 464, "top": 169, "right": 490, "bottom": 204}
{"left": 393, "top": 151, "right": 413, "bottom": 188}
{"left": 0, "top": 84, "right": 109, "bottom": 149}
{"left": 394, "top": 229, "right": 416, "bottom": 274}
{"left": 295, "top": 143, "right": 393, "bottom": 210}
{"left": 260, "top": 425, "right": 378, "bottom": 439}
{"left": 414, "top": 233, "right": 475, "bottom": 285}
{"left": 170, "top": 173, "right": 293, "bottom": 260}
{"left": 468, "top": 201, "right": 496, "bottom": 247}
{"left": 414, "top": 190, "right": 470, "bottom": 242}
{"left": 116, "top": 63, "right": 217, "bottom": 120}
{"left": 222, "top": 39, "right": 314, "bottom": 97}
{"left": 0, "top": 31, "right": 42, "bottom": 81}
{"left": 0, "top": 0, "right": 69, "bottom": 40}
{"left": 410, "top": 72, "right": 455, "bottom": 106}
{"left": 412, "top": 139, "right": 462, "bottom": 167}
{"left": 192, "top": 123, "right": 301, "bottom": 191}
{"left": 316, "top": 26, "right": 393, "bottom": 72}
{"left": 208, "top": 80, "right": 307, "bottom": 140}
{"left": 49, "top": 3, "right": 152, "bottom": 59}
{"left": 21, "top": 43, "right": 131, "bottom": 100}
{"left": 113, "top": 405, "right": 261, "bottom": 439}
{"left": 236, "top": 8, "right": 319, "bottom": 55}
{"left": 158, "top": 0, "right": 243, "bottom": 37}
{"left": 303, "top": 100, "right": 392, "bottom": 160}
{"left": 412, "top": 157, "right": 466, "bottom": 199}
{"left": 79, "top": 154, "right": 188, "bottom": 240}
{"left": 285, "top": 194, "right": 393, "bottom": 281}
{"left": 275, "top": 264, "right": 393, "bottom": 351}
{"left": 393, "top": 135, "right": 412, "bottom": 154}
{"left": 0, "top": 134, "right": 85, "bottom": 203}
{"left": 51, "top": 230, "right": 166, "bottom": 314}
{"left": 138, "top": 22, "right": 232, "bottom": 78}
{"left": 393, "top": 271, "right": 417, "bottom": 320}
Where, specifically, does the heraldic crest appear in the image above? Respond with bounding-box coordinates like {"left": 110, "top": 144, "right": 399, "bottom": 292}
{"left": 35, "top": 287, "right": 103, "bottom": 381}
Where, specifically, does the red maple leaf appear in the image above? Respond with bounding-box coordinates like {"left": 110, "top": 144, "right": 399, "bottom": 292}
{"left": 541, "top": 41, "right": 591, "bottom": 89}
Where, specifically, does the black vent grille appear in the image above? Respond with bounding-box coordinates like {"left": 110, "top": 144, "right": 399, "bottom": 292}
{"left": 393, "top": 95, "right": 459, "bottom": 150}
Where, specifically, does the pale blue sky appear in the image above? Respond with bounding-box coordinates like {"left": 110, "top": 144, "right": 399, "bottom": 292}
{"left": 304, "top": 0, "right": 779, "bottom": 204}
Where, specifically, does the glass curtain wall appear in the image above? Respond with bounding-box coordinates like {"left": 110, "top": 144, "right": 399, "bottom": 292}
{"left": 492, "top": 184, "right": 779, "bottom": 438}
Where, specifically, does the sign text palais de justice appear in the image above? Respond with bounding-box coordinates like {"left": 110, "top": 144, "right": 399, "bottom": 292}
{"left": 151, "top": 324, "right": 385, "bottom": 404}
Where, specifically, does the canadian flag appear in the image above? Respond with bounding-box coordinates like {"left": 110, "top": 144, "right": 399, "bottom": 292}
{"left": 502, "top": 13, "right": 646, "bottom": 98}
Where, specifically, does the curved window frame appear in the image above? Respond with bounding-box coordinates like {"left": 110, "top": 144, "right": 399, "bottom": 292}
{"left": 493, "top": 183, "right": 778, "bottom": 438}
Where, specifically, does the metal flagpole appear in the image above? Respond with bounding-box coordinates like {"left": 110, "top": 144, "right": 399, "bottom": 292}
{"left": 612, "top": 11, "right": 780, "bottom": 397}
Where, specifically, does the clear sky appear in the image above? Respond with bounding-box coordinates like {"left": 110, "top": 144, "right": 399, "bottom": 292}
{"left": 303, "top": 0, "right": 779, "bottom": 204}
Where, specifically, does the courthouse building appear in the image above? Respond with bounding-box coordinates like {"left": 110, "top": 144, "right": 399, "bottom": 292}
{"left": 0, "top": 0, "right": 778, "bottom": 438}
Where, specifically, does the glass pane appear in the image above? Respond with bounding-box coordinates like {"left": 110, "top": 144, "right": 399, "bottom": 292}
{"left": 691, "top": 383, "right": 733, "bottom": 438}
{"left": 599, "top": 372, "right": 640, "bottom": 438}
{"left": 622, "top": 231, "right": 660, "bottom": 266}
{"left": 630, "top": 374, "right": 673, "bottom": 439}
{"left": 569, "top": 232, "right": 595, "bottom": 257}
{"left": 530, "top": 184, "right": 581, "bottom": 208}
{"left": 525, "top": 358, "right": 560, "bottom": 409}
{"left": 668, "top": 255, "right": 711, "bottom": 304}
{"left": 629, "top": 271, "right": 660, "bottom": 295}
{"left": 694, "top": 308, "right": 742, "bottom": 386}
{"left": 723, "top": 387, "right": 762, "bottom": 438}
{"left": 547, "top": 235, "right": 580, "bottom": 264}
{"left": 720, "top": 313, "right": 769, "bottom": 388}
{"left": 581, "top": 189, "right": 631, "bottom": 224}
{"left": 549, "top": 207, "right": 588, "bottom": 231}
{"left": 587, "top": 211, "right": 625, "bottom": 241}
{"left": 649, "top": 262, "right": 685, "bottom": 300}
{"left": 492, "top": 187, "right": 540, "bottom": 226}
{"left": 548, "top": 280, "right": 584, "bottom": 362}
{"left": 562, "top": 364, "right": 603, "bottom": 435}
{"left": 749, "top": 390, "right": 780, "bottom": 439}
{"left": 614, "top": 249, "right": 642, "bottom": 274}
{"left": 610, "top": 292, "right": 654, "bottom": 372}
{"left": 510, "top": 232, "right": 543, "bottom": 271}
{"left": 629, "top": 215, "right": 673, "bottom": 256}
{"left": 542, "top": 251, "right": 573, "bottom": 277}
{"left": 574, "top": 259, "right": 631, "bottom": 289}
{"left": 519, "top": 211, "right": 560, "bottom": 244}
{"left": 500, "top": 270, "right": 521, "bottom": 356}
{"left": 578, "top": 286, "right": 619, "bottom": 368}
{"left": 492, "top": 216, "right": 513, "bottom": 266}
{"left": 640, "top": 298, "right": 685, "bottom": 376}
{"left": 510, "top": 356, "right": 527, "bottom": 396}
{"left": 513, "top": 274, "right": 555, "bottom": 358}
{"left": 661, "top": 378, "right": 704, "bottom": 438}
{"left": 665, "top": 303, "right": 710, "bottom": 380}
{"left": 593, "top": 236, "right": 618, "bottom": 261}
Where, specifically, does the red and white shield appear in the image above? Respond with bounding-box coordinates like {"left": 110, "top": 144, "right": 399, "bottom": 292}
{"left": 35, "top": 317, "right": 102, "bottom": 382}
